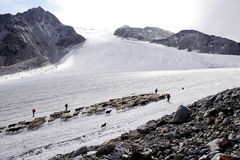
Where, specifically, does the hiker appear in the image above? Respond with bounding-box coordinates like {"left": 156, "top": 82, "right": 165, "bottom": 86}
{"left": 65, "top": 103, "right": 68, "bottom": 111}
{"left": 32, "top": 108, "right": 36, "bottom": 117}
{"left": 155, "top": 88, "right": 158, "bottom": 94}
{"left": 166, "top": 94, "right": 171, "bottom": 102}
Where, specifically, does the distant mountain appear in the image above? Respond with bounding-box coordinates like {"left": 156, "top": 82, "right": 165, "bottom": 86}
{"left": 114, "top": 25, "right": 174, "bottom": 41}
{"left": 0, "top": 7, "right": 86, "bottom": 75}
{"left": 153, "top": 30, "right": 240, "bottom": 55}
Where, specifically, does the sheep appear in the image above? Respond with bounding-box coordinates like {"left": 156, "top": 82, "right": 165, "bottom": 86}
{"left": 60, "top": 113, "right": 73, "bottom": 121}
{"left": 5, "top": 126, "right": 23, "bottom": 133}
{"left": 47, "top": 117, "right": 56, "bottom": 124}
{"left": 75, "top": 107, "right": 84, "bottom": 112}
{"left": 8, "top": 123, "right": 17, "bottom": 128}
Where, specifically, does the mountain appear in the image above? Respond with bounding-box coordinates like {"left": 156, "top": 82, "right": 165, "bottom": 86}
{"left": 0, "top": 7, "right": 86, "bottom": 75}
{"left": 153, "top": 30, "right": 240, "bottom": 55}
{"left": 114, "top": 25, "right": 174, "bottom": 41}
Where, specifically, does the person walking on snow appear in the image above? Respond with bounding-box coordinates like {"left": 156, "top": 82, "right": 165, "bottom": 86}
{"left": 32, "top": 108, "right": 36, "bottom": 117}
{"left": 166, "top": 94, "right": 171, "bottom": 103}
{"left": 65, "top": 103, "right": 68, "bottom": 111}
{"left": 155, "top": 88, "right": 158, "bottom": 94}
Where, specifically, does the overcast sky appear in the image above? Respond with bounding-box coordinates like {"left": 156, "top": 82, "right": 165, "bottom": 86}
{"left": 0, "top": 0, "right": 240, "bottom": 41}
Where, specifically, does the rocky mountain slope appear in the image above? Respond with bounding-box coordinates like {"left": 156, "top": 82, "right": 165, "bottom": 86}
{"left": 0, "top": 7, "right": 85, "bottom": 75}
{"left": 153, "top": 30, "right": 240, "bottom": 56}
{"left": 51, "top": 87, "right": 240, "bottom": 160}
{"left": 114, "top": 25, "right": 174, "bottom": 41}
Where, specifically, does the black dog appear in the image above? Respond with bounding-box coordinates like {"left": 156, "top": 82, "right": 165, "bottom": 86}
{"left": 105, "top": 110, "right": 112, "bottom": 114}
{"left": 101, "top": 123, "right": 106, "bottom": 128}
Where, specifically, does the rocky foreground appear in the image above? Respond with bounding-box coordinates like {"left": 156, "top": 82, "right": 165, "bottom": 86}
{"left": 51, "top": 88, "right": 240, "bottom": 160}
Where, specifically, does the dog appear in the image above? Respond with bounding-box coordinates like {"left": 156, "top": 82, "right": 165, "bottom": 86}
{"left": 73, "top": 111, "right": 80, "bottom": 116}
{"left": 105, "top": 110, "right": 112, "bottom": 114}
{"left": 101, "top": 123, "right": 106, "bottom": 128}
{"left": 6, "top": 126, "right": 22, "bottom": 133}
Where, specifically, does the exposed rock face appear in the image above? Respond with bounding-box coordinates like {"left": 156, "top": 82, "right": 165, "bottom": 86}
{"left": 114, "top": 25, "right": 174, "bottom": 41}
{"left": 0, "top": 7, "right": 86, "bottom": 75}
{"left": 172, "top": 105, "right": 191, "bottom": 123}
{"left": 50, "top": 87, "right": 240, "bottom": 159}
{"left": 153, "top": 30, "right": 240, "bottom": 55}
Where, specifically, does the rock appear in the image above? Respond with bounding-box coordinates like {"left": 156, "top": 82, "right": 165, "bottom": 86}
{"left": 221, "top": 117, "right": 231, "bottom": 125}
{"left": 96, "top": 143, "right": 116, "bottom": 157}
{"left": 207, "top": 138, "right": 221, "bottom": 151}
{"left": 172, "top": 105, "right": 191, "bottom": 123}
{"left": 164, "top": 129, "right": 176, "bottom": 139}
{"left": 121, "top": 133, "right": 129, "bottom": 140}
{"left": 204, "top": 108, "right": 219, "bottom": 118}
{"left": 129, "top": 151, "right": 153, "bottom": 160}
{"left": 137, "top": 125, "right": 150, "bottom": 134}
{"left": 211, "top": 153, "right": 240, "bottom": 160}
{"left": 73, "top": 146, "right": 88, "bottom": 157}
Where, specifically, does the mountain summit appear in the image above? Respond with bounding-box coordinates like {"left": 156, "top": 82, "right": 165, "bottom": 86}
{"left": 0, "top": 7, "right": 86, "bottom": 75}
{"left": 114, "top": 25, "right": 174, "bottom": 41}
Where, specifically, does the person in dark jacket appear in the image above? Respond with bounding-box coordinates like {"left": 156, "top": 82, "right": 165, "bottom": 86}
{"left": 65, "top": 103, "right": 68, "bottom": 111}
{"left": 155, "top": 88, "right": 158, "bottom": 94}
{"left": 166, "top": 94, "right": 171, "bottom": 103}
{"left": 32, "top": 108, "right": 36, "bottom": 117}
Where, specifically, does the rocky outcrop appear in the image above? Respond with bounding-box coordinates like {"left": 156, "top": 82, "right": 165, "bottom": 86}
{"left": 0, "top": 7, "right": 86, "bottom": 75}
{"left": 153, "top": 30, "right": 240, "bottom": 56}
{"left": 172, "top": 105, "right": 191, "bottom": 123}
{"left": 114, "top": 25, "right": 174, "bottom": 41}
{"left": 51, "top": 87, "right": 240, "bottom": 159}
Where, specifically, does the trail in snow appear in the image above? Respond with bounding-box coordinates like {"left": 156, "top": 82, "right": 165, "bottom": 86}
{"left": 0, "top": 28, "right": 240, "bottom": 159}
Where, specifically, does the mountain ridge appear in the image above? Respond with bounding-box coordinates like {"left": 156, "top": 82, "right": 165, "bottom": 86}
{"left": 153, "top": 29, "right": 240, "bottom": 55}
{"left": 0, "top": 7, "right": 86, "bottom": 75}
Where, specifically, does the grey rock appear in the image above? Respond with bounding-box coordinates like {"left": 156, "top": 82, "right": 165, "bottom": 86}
{"left": 137, "top": 125, "right": 150, "bottom": 134}
{"left": 221, "top": 117, "right": 231, "bottom": 125}
{"left": 172, "top": 105, "right": 191, "bottom": 123}
{"left": 164, "top": 130, "right": 176, "bottom": 139}
{"left": 96, "top": 143, "right": 116, "bottom": 157}
{"left": 73, "top": 146, "right": 88, "bottom": 157}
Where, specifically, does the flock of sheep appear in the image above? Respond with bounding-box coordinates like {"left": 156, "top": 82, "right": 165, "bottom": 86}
{"left": 0, "top": 93, "right": 168, "bottom": 135}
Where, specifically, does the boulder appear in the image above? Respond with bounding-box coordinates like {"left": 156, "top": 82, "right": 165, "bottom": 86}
{"left": 137, "top": 125, "right": 150, "bottom": 134}
{"left": 73, "top": 146, "right": 88, "bottom": 157}
{"left": 96, "top": 143, "right": 116, "bottom": 157}
{"left": 172, "top": 105, "right": 191, "bottom": 123}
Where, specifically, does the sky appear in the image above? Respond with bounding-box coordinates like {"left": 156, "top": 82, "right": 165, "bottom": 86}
{"left": 0, "top": 0, "right": 240, "bottom": 41}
